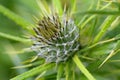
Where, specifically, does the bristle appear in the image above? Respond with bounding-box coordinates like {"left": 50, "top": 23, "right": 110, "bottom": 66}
{"left": 32, "top": 13, "right": 80, "bottom": 63}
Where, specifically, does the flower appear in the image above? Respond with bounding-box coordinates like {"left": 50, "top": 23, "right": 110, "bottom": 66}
{"left": 30, "top": 0, "right": 80, "bottom": 63}
{"left": 31, "top": 13, "right": 80, "bottom": 63}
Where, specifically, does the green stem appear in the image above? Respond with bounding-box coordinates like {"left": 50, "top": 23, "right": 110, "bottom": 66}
{"left": 78, "top": 37, "right": 120, "bottom": 54}
{"left": 10, "top": 63, "right": 55, "bottom": 80}
{"left": 57, "top": 63, "right": 64, "bottom": 80}
{"left": 93, "top": 16, "right": 117, "bottom": 43}
{"left": 0, "top": 32, "right": 31, "bottom": 43}
{"left": 0, "top": 5, "right": 34, "bottom": 32}
{"left": 73, "top": 55, "right": 96, "bottom": 80}
{"left": 65, "top": 62, "right": 69, "bottom": 80}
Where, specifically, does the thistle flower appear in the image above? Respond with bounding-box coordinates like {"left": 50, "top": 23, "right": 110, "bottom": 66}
{"left": 31, "top": 13, "right": 80, "bottom": 63}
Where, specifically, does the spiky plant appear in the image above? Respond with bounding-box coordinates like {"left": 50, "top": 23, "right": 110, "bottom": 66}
{"left": 0, "top": 0, "right": 120, "bottom": 80}
{"left": 32, "top": 13, "right": 80, "bottom": 63}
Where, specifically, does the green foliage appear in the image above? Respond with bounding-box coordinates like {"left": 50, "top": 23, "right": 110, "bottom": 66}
{"left": 0, "top": 32, "right": 31, "bottom": 43}
{"left": 10, "top": 63, "right": 55, "bottom": 80}
{"left": 73, "top": 55, "right": 96, "bottom": 80}
{"left": 0, "top": 5, "right": 32, "bottom": 31}
{"left": 0, "top": 0, "right": 120, "bottom": 80}
{"left": 93, "top": 16, "right": 117, "bottom": 43}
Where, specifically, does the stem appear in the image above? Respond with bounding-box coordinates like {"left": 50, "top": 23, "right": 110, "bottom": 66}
{"left": 0, "top": 32, "right": 31, "bottom": 43}
{"left": 10, "top": 63, "right": 55, "bottom": 80}
{"left": 73, "top": 55, "right": 96, "bottom": 80}
{"left": 93, "top": 16, "right": 117, "bottom": 43}
{"left": 78, "top": 37, "right": 120, "bottom": 54}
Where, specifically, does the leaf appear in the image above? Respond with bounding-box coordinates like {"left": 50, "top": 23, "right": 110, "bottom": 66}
{"left": 79, "top": 15, "right": 95, "bottom": 29}
{"left": 99, "top": 40, "right": 120, "bottom": 68}
{"left": 52, "top": 0, "right": 63, "bottom": 15}
{"left": 77, "top": 1, "right": 113, "bottom": 28}
{"left": 57, "top": 63, "right": 64, "bottom": 80}
{"left": 0, "top": 32, "right": 31, "bottom": 43}
{"left": 93, "top": 16, "right": 117, "bottom": 43}
{"left": 35, "top": 71, "right": 56, "bottom": 80}
{"left": 115, "top": 34, "right": 120, "bottom": 40}
{"left": 78, "top": 37, "right": 119, "bottom": 54}
{"left": 0, "top": 5, "right": 33, "bottom": 31}
{"left": 10, "top": 63, "right": 55, "bottom": 80}
{"left": 73, "top": 55, "right": 96, "bottom": 80}
{"left": 70, "top": 0, "right": 76, "bottom": 15}
{"left": 65, "top": 61, "right": 71, "bottom": 80}
{"left": 36, "top": 0, "right": 50, "bottom": 16}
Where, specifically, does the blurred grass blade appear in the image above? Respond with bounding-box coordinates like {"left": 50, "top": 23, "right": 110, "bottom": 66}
{"left": 10, "top": 63, "right": 55, "bottom": 80}
{"left": 99, "top": 40, "right": 120, "bottom": 68}
{"left": 93, "top": 16, "right": 117, "bottom": 43}
{"left": 78, "top": 1, "right": 112, "bottom": 28}
{"left": 115, "top": 38, "right": 120, "bottom": 51}
{"left": 37, "top": 0, "right": 50, "bottom": 16}
{"left": 65, "top": 61, "right": 71, "bottom": 80}
{"left": 109, "top": 60, "right": 120, "bottom": 63}
{"left": 12, "top": 60, "right": 43, "bottom": 69}
{"left": 4, "top": 42, "right": 29, "bottom": 74}
{"left": 80, "top": 15, "right": 95, "bottom": 29}
{"left": 77, "top": 0, "right": 94, "bottom": 27}
{"left": 99, "top": 49, "right": 120, "bottom": 68}
{"left": 89, "top": 37, "right": 119, "bottom": 49}
{"left": 57, "top": 63, "right": 64, "bottom": 80}
{"left": 70, "top": 0, "right": 76, "bottom": 15}
{"left": 0, "top": 5, "right": 33, "bottom": 31}
{"left": 64, "top": 61, "right": 75, "bottom": 80}
{"left": 78, "top": 37, "right": 120, "bottom": 54}
{"left": 35, "top": 71, "right": 56, "bottom": 80}
{"left": 73, "top": 55, "right": 96, "bottom": 80}
{"left": 79, "top": 11, "right": 120, "bottom": 15}
{"left": 0, "top": 32, "right": 31, "bottom": 43}
{"left": 12, "top": 64, "right": 32, "bottom": 69}
{"left": 35, "top": 71, "right": 46, "bottom": 80}
{"left": 98, "top": 50, "right": 114, "bottom": 68}
{"left": 52, "top": 0, "right": 63, "bottom": 15}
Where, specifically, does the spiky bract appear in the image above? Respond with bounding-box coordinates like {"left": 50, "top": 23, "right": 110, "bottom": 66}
{"left": 31, "top": 13, "right": 80, "bottom": 63}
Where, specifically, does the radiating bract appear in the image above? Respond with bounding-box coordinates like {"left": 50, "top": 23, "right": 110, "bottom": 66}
{"left": 31, "top": 13, "right": 80, "bottom": 63}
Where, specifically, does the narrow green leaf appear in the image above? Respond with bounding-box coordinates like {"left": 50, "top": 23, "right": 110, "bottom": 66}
{"left": 10, "top": 63, "right": 55, "bottom": 80}
{"left": 52, "top": 0, "right": 63, "bottom": 15}
{"left": 77, "top": 0, "right": 95, "bottom": 27}
{"left": 65, "top": 60, "right": 75, "bottom": 80}
{"left": 78, "top": 37, "right": 119, "bottom": 54}
{"left": 75, "top": 1, "right": 114, "bottom": 16}
{"left": 80, "top": 15, "right": 95, "bottom": 29}
{"left": 109, "top": 59, "right": 120, "bottom": 63}
{"left": 0, "top": 5, "right": 33, "bottom": 31}
{"left": 70, "top": 0, "right": 76, "bottom": 15}
{"left": 73, "top": 55, "right": 96, "bottom": 80}
{"left": 0, "top": 32, "right": 31, "bottom": 43}
{"left": 99, "top": 50, "right": 115, "bottom": 68}
{"left": 93, "top": 16, "right": 117, "bottom": 43}
{"left": 99, "top": 40, "right": 120, "bottom": 68}
{"left": 77, "top": 11, "right": 120, "bottom": 15}
{"left": 115, "top": 41, "right": 120, "bottom": 50}
{"left": 35, "top": 71, "right": 56, "bottom": 80}
{"left": 12, "top": 60, "right": 43, "bottom": 69}
{"left": 36, "top": 0, "right": 50, "bottom": 16}
{"left": 57, "top": 63, "right": 64, "bottom": 80}
{"left": 77, "top": 1, "right": 113, "bottom": 28}
{"left": 65, "top": 61, "right": 71, "bottom": 80}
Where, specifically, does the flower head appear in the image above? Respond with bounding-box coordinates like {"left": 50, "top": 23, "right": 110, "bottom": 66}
{"left": 31, "top": 1, "right": 80, "bottom": 63}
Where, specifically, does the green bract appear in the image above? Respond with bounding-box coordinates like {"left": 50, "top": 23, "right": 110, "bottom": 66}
{"left": 32, "top": 13, "right": 80, "bottom": 63}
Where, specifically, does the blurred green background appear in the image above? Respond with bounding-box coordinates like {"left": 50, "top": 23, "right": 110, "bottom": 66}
{"left": 0, "top": 0, "right": 92, "bottom": 79}
{"left": 0, "top": 0, "right": 120, "bottom": 80}
{"left": 0, "top": 0, "right": 38, "bottom": 80}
